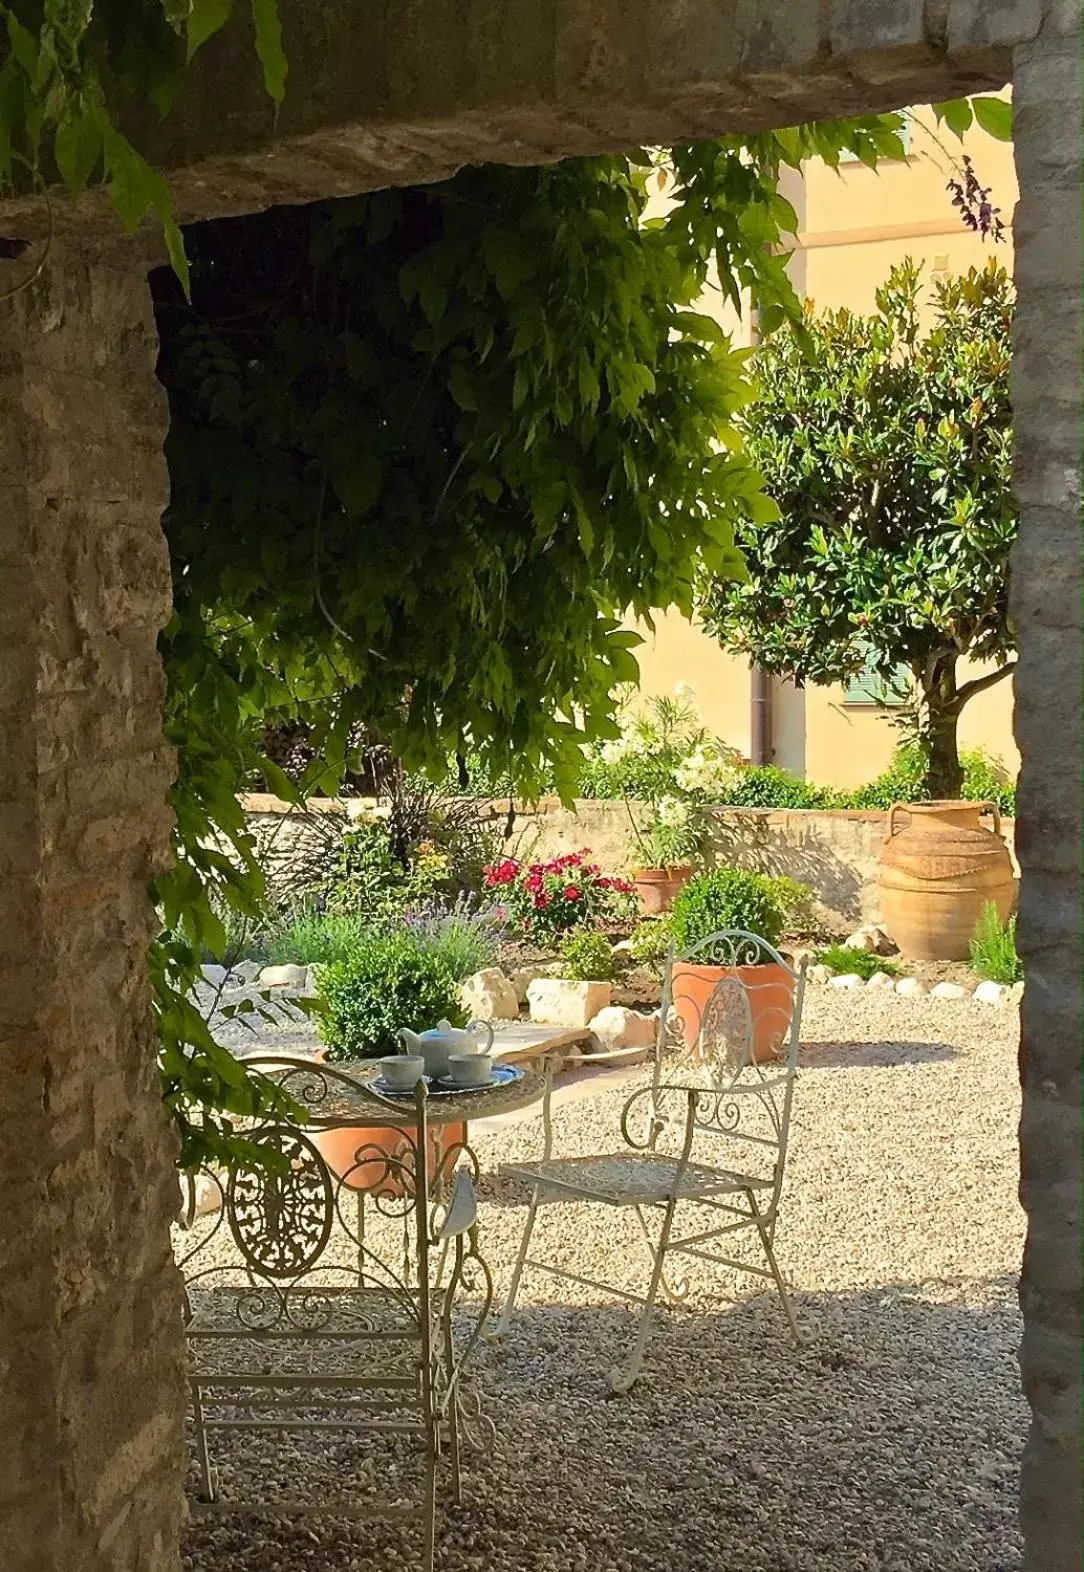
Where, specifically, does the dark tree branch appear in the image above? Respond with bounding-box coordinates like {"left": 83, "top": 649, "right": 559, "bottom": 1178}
{"left": 955, "top": 661, "right": 1017, "bottom": 707}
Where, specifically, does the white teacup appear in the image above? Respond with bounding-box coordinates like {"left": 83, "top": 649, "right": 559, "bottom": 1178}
{"left": 378, "top": 1054, "right": 425, "bottom": 1090}
{"left": 446, "top": 1053, "right": 494, "bottom": 1087}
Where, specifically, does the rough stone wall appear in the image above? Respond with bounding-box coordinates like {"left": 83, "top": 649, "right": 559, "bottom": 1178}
{"left": 1011, "top": 22, "right": 1083, "bottom": 1572}
{"left": 0, "top": 2, "right": 1027, "bottom": 234}
{"left": 0, "top": 239, "right": 185, "bottom": 1570}
{"left": 240, "top": 794, "right": 1018, "bottom": 932}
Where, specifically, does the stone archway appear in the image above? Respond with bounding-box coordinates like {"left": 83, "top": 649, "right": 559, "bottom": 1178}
{"left": 0, "top": 6, "right": 1077, "bottom": 1568}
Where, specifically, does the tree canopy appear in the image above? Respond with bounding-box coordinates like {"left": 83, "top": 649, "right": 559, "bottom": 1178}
{"left": 0, "top": 0, "right": 1013, "bottom": 1158}
{"left": 699, "top": 257, "right": 1017, "bottom": 798}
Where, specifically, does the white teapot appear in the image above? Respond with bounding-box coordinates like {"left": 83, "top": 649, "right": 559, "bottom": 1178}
{"left": 397, "top": 1018, "right": 494, "bottom": 1080}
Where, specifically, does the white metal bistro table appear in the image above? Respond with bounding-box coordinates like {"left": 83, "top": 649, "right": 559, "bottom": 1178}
{"left": 176, "top": 1056, "right": 548, "bottom": 1568}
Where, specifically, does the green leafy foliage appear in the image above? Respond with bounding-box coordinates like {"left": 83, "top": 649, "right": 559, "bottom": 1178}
{"left": 636, "top": 796, "right": 705, "bottom": 870}
{"left": 0, "top": 1, "right": 284, "bottom": 289}
{"left": 398, "top": 898, "right": 503, "bottom": 981}
{"left": 722, "top": 766, "right": 840, "bottom": 810}
{"left": 317, "top": 930, "right": 465, "bottom": 1061}
{"left": 579, "top": 690, "right": 739, "bottom": 804}
{"left": 670, "top": 869, "right": 785, "bottom": 956}
{"left": 934, "top": 97, "right": 1013, "bottom": 144}
{"left": 849, "top": 746, "right": 1015, "bottom": 815}
{"left": 765, "top": 875, "right": 815, "bottom": 927}
{"left": 627, "top": 918, "right": 673, "bottom": 967}
{"left": 328, "top": 820, "right": 446, "bottom": 921}
{"left": 155, "top": 168, "right": 762, "bottom": 807}
{"left": 265, "top": 911, "right": 367, "bottom": 967}
{"left": 969, "top": 902, "right": 1022, "bottom": 985}
{"left": 559, "top": 930, "right": 615, "bottom": 982}
{"left": 814, "top": 944, "right": 897, "bottom": 981}
{"left": 700, "top": 258, "right": 1017, "bottom": 799}
{"left": 148, "top": 114, "right": 997, "bottom": 1158}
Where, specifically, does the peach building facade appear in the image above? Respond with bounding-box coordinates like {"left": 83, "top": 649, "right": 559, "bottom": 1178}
{"left": 631, "top": 103, "right": 1018, "bottom": 788}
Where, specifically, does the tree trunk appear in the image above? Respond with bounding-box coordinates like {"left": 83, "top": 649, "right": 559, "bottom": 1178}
{"left": 921, "top": 656, "right": 963, "bottom": 799}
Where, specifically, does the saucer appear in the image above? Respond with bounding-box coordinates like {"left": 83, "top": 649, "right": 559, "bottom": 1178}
{"left": 370, "top": 1073, "right": 432, "bottom": 1098}
{"left": 435, "top": 1063, "right": 523, "bottom": 1093}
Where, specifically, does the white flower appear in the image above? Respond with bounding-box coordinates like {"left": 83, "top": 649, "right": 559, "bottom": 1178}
{"left": 673, "top": 681, "right": 696, "bottom": 703}
{"left": 656, "top": 795, "right": 689, "bottom": 827}
{"left": 674, "top": 746, "right": 738, "bottom": 798}
{"left": 600, "top": 737, "right": 630, "bottom": 766}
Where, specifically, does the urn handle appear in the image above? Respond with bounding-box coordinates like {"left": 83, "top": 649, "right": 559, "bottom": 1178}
{"left": 885, "top": 802, "right": 909, "bottom": 843}
{"left": 975, "top": 800, "right": 1003, "bottom": 838}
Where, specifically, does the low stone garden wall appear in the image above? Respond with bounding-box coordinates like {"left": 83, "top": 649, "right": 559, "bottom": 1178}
{"left": 240, "top": 793, "right": 1018, "bottom": 931}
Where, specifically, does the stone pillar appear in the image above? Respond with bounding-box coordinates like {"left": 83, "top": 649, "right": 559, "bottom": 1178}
{"left": 1011, "top": 20, "right": 1082, "bottom": 1572}
{"left": 0, "top": 234, "right": 185, "bottom": 1568}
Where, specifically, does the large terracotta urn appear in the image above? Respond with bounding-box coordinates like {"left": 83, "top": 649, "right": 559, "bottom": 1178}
{"left": 877, "top": 800, "right": 1015, "bottom": 961}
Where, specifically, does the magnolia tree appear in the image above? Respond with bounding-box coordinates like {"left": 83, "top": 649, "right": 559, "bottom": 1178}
{"left": 699, "top": 258, "right": 1016, "bottom": 800}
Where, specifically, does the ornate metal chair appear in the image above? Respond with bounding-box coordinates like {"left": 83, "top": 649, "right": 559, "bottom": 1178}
{"left": 176, "top": 1058, "right": 492, "bottom": 1572}
{"left": 493, "top": 931, "right": 807, "bottom": 1393}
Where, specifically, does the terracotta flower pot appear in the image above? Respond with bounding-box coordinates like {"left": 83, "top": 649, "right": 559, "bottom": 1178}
{"left": 633, "top": 864, "right": 694, "bottom": 915}
{"left": 878, "top": 799, "right": 1015, "bottom": 961}
{"left": 314, "top": 1120, "right": 467, "bottom": 1197}
{"left": 670, "top": 960, "right": 795, "bottom": 1064}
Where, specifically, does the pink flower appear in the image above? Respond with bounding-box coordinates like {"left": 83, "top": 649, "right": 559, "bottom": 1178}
{"left": 563, "top": 885, "right": 582, "bottom": 902}
{"left": 525, "top": 873, "right": 543, "bottom": 893}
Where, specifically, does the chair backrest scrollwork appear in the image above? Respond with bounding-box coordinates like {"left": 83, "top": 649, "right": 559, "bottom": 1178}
{"left": 647, "top": 931, "right": 807, "bottom": 1204}
{"left": 226, "top": 1126, "right": 334, "bottom": 1280}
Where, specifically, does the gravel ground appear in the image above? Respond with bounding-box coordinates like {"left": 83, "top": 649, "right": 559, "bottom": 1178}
{"left": 182, "top": 988, "right": 1025, "bottom": 1572}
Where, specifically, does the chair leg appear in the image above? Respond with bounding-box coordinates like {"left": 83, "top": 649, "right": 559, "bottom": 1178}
{"left": 190, "top": 1380, "right": 216, "bottom": 1501}
{"left": 749, "top": 1193, "right": 800, "bottom": 1346}
{"left": 633, "top": 1204, "right": 688, "bottom": 1303}
{"left": 609, "top": 1195, "right": 680, "bottom": 1396}
{"left": 423, "top": 1430, "right": 437, "bottom": 1572}
{"left": 441, "top": 1310, "right": 463, "bottom": 1504}
{"left": 491, "top": 1184, "right": 540, "bottom": 1335}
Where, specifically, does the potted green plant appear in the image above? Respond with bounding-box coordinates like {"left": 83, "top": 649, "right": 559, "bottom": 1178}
{"left": 630, "top": 796, "right": 704, "bottom": 913}
{"left": 668, "top": 869, "right": 793, "bottom": 1062}
{"left": 313, "top": 929, "right": 468, "bottom": 1192}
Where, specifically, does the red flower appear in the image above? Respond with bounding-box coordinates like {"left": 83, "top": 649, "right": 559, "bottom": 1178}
{"left": 563, "top": 885, "right": 582, "bottom": 902}
{"left": 525, "top": 873, "right": 543, "bottom": 893}
{"left": 596, "top": 876, "right": 611, "bottom": 889}
{"left": 533, "top": 892, "right": 551, "bottom": 909}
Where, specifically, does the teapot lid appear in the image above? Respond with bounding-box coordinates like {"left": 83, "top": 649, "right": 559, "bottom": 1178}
{"left": 419, "top": 1018, "right": 456, "bottom": 1037}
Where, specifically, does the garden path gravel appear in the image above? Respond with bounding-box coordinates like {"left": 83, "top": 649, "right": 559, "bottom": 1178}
{"left": 181, "top": 989, "right": 1025, "bottom": 1572}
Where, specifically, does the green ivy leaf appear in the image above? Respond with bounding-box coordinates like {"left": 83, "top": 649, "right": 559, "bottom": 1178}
{"left": 934, "top": 98, "right": 975, "bottom": 139}
{"left": 447, "top": 360, "right": 478, "bottom": 412}
{"left": 187, "top": 0, "right": 235, "bottom": 60}
{"left": 54, "top": 108, "right": 102, "bottom": 192}
{"left": 250, "top": 0, "right": 287, "bottom": 103}
{"left": 674, "top": 311, "right": 725, "bottom": 345}
{"left": 971, "top": 96, "right": 1013, "bottom": 142}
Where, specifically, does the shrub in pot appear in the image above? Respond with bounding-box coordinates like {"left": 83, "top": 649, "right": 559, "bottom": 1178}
{"left": 316, "top": 929, "right": 467, "bottom": 1192}
{"left": 668, "top": 870, "right": 793, "bottom": 1062}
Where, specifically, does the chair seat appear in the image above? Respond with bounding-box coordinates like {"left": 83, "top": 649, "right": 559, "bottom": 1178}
{"left": 500, "top": 1151, "right": 771, "bottom": 1205}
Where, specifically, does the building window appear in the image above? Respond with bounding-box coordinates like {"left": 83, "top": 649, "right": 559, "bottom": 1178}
{"left": 843, "top": 654, "right": 912, "bottom": 708}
